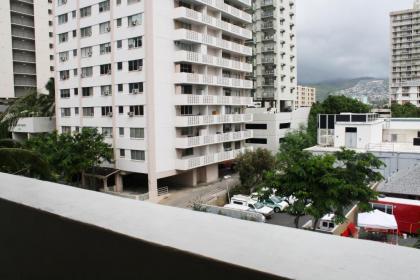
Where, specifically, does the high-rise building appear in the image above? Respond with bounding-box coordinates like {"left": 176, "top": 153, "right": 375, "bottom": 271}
{"left": 244, "top": 0, "right": 308, "bottom": 153}
{"left": 390, "top": 0, "right": 420, "bottom": 107}
{"left": 0, "top": 0, "right": 54, "bottom": 101}
{"left": 53, "top": 0, "right": 253, "bottom": 198}
{"left": 295, "top": 86, "right": 316, "bottom": 109}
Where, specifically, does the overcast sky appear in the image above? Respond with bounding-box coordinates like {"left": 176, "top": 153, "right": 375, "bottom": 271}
{"left": 297, "top": 0, "right": 414, "bottom": 83}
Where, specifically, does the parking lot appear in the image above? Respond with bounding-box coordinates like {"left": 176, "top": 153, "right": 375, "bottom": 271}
{"left": 267, "top": 212, "right": 312, "bottom": 228}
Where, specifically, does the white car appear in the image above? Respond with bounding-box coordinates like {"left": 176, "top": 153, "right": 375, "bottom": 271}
{"left": 230, "top": 195, "right": 274, "bottom": 218}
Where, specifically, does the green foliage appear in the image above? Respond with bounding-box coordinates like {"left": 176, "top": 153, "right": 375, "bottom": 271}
{"left": 391, "top": 103, "right": 420, "bottom": 118}
{"left": 0, "top": 148, "right": 51, "bottom": 180}
{"left": 308, "top": 95, "right": 371, "bottom": 144}
{"left": 234, "top": 148, "right": 276, "bottom": 192}
{"left": 0, "top": 139, "right": 22, "bottom": 148}
{"left": 26, "top": 128, "right": 112, "bottom": 183}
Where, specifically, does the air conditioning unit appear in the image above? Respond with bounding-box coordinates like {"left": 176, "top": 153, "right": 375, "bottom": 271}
{"left": 103, "top": 90, "right": 110, "bottom": 96}
{"left": 107, "top": 112, "right": 113, "bottom": 117}
{"left": 128, "top": 44, "right": 134, "bottom": 49}
{"left": 106, "top": 27, "right": 111, "bottom": 32}
{"left": 81, "top": 73, "right": 85, "bottom": 78}
{"left": 60, "top": 57, "right": 67, "bottom": 62}
{"left": 128, "top": 112, "right": 134, "bottom": 117}
{"left": 107, "top": 70, "right": 112, "bottom": 75}
{"left": 137, "top": 66, "right": 143, "bottom": 71}
{"left": 131, "top": 20, "right": 137, "bottom": 26}
{"left": 87, "top": 52, "right": 92, "bottom": 57}
{"left": 62, "top": 0, "right": 67, "bottom": 4}
{"left": 87, "top": 31, "right": 92, "bottom": 36}
{"left": 132, "top": 89, "right": 139, "bottom": 94}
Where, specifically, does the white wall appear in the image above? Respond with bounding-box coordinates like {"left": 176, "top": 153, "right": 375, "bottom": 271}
{"left": 0, "top": 1, "right": 14, "bottom": 99}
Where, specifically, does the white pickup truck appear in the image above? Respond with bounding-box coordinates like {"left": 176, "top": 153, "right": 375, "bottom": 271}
{"left": 226, "top": 195, "right": 274, "bottom": 218}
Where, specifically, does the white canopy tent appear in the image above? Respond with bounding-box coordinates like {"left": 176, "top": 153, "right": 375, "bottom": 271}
{"left": 358, "top": 210, "right": 398, "bottom": 230}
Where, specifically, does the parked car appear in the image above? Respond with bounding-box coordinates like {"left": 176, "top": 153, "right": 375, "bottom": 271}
{"left": 230, "top": 195, "right": 274, "bottom": 218}
{"left": 260, "top": 196, "right": 289, "bottom": 213}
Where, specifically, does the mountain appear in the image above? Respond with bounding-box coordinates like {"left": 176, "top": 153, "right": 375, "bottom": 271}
{"left": 301, "top": 77, "right": 389, "bottom": 105}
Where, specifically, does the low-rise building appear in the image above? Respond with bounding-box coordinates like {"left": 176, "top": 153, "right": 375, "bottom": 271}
{"left": 11, "top": 117, "right": 56, "bottom": 141}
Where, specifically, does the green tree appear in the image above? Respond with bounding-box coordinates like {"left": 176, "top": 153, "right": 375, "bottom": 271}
{"left": 26, "top": 128, "right": 112, "bottom": 185}
{"left": 307, "top": 95, "right": 370, "bottom": 144}
{"left": 391, "top": 103, "right": 420, "bottom": 118}
{"left": 234, "top": 148, "right": 276, "bottom": 193}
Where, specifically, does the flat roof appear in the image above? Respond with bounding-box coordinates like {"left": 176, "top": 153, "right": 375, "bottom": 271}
{"left": 0, "top": 173, "right": 419, "bottom": 280}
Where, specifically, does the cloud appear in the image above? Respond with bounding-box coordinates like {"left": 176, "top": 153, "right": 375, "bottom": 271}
{"left": 297, "top": 0, "right": 414, "bottom": 83}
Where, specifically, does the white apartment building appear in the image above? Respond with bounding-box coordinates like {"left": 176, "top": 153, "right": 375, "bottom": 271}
{"left": 295, "top": 85, "right": 316, "bottom": 109}
{"left": 390, "top": 0, "right": 420, "bottom": 107}
{"left": 54, "top": 0, "right": 253, "bottom": 198}
{"left": 0, "top": 0, "right": 54, "bottom": 100}
{"left": 308, "top": 113, "right": 420, "bottom": 179}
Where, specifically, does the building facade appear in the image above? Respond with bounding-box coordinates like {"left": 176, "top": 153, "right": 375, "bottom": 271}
{"left": 390, "top": 0, "right": 420, "bottom": 107}
{"left": 54, "top": 0, "right": 253, "bottom": 197}
{"left": 0, "top": 0, "right": 54, "bottom": 100}
{"left": 296, "top": 85, "right": 316, "bottom": 109}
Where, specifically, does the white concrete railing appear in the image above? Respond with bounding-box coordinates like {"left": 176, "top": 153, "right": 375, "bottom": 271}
{"left": 175, "top": 113, "right": 253, "bottom": 127}
{"left": 367, "top": 142, "right": 420, "bottom": 153}
{"left": 174, "top": 73, "right": 253, "bottom": 89}
{"left": 176, "top": 147, "right": 252, "bottom": 170}
{"left": 175, "top": 50, "right": 252, "bottom": 73}
{"left": 191, "top": 0, "right": 252, "bottom": 23}
{"left": 174, "top": 7, "right": 252, "bottom": 40}
{"left": 174, "top": 94, "right": 253, "bottom": 106}
{"left": 174, "top": 29, "right": 252, "bottom": 56}
{"left": 175, "top": 130, "right": 253, "bottom": 148}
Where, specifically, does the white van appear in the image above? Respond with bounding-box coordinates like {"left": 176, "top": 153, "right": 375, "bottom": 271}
{"left": 230, "top": 195, "right": 274, "bottom": 218}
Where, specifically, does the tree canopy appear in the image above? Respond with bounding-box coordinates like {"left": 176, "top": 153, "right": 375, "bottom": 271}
{"left": 391, "top": 103, "right": 420, "bottom": 118}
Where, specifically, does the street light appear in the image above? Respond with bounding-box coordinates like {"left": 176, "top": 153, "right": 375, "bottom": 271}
{"left": 224, "top": 175, "right": 232, "bottom": 203}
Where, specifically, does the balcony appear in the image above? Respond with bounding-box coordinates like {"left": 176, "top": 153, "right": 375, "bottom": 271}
{"left": 261, "top": 0, "right": 275, "bottom": 8}
{"left": 174, "top": 94, "right": 253, "bottom": 106}
{"left": 175, "top": 113, "right": 253, "bottom": 127}
{"left": 174, "top": 7, "right": 252, "bottom": 40}
{"left": 174, "top": 51, "right": 252, "bottom": 73}
{"left": 176, "top": 147, "right": 252, "bottom": 170}
{"left": 175, "top": 130, "right": 253, "bottom": 148}
{"left": 260, "top": 21, "right": 275, "bottom": 30}
{"left": 174, "top": 73, "right": 253, "bottom": 89}
{"left": 174, "top": 29, "right": 252, "bottom": 56}
{"left": 190, "top": 0, "right": 252, "bottom": 23}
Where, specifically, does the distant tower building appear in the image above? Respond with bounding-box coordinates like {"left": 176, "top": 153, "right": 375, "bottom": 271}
{"left": 0, "top": 0, "right": 54, "bottom": 101}
{"left": 390, "top": 0, "right": 420, "bottom": 107}
{"left": 295, "top": 86, "right": 316, "bottom": 109}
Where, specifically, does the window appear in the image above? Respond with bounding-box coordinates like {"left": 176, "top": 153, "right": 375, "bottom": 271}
{"left": 101, "top": 106, "right": 113, "bottom": 116}
{"left": 371, "top": 203, "right": 393, "bottom": 215}
{"left": 72, "top": 30, "right": 77, "bottom": 37}
{"left": 81, "top": 47, "right": 92, "bottom": 58}
{"left": 118, "top": 84, "right": 123, "bottom": 92}
{"left": 182, "top": 85, "right": 193, "bottom": 94}
{"left": 99, "top": 1, "right": 110, "bottom": 13}
{"left": 73, "top": 49, "right": 77, "bottom": 56}
{"left": 58, "top": 0, "right": 67, "bottom": 6}
{"left": 60, "top": 70, "right": 69, "bottom": 80}
{"left": 58, "top": 32, "right": 68, "bottom": 43}
{"left": 129, "top": 106, "right": 144, "bottom": 116}
{"left": 119, "top": 127, "right": 124, "bottom": 136}
{"left": 130, "top": 128, "right": 144, "bottom": 139}
{"left": 80, "top": 27, "right": 92, "bottom": 38}
{"left": 100, "top": 43, "right": 111, "bottom": 54}
{"left": 117, "top": 40, "right": 122, "bottom": 48}
{"left": 62, "top": 126, "right": 71, "bottom": 134}
{"left": 60, "top": 89, "right": 70, "bottom": 98}
{"left": 102, "top": 127, "right": 113, "bottom": 138}
{"left": 131, "top": 150, "right": 145, "bottom": 161}
{"left": 245, "top": 124, "right": 267, "bottom": 130}
{"left": 74, "top": 88, "right": 78, "bottom": 95}
{"left": 81, "top": 67, "right": 93, "bottom": 78}
{"left": 75, "top": 108, "right": 79, "bottom": 115}
{"left": 59, "top": 51, "right": 69, "bottom": 62}
{"left": 100, "top": 64, "right": 112, "bottom": 75}
{"left": 82, "top": 87, "right": 93, "bottom": 97}
{"left": 101, "top": 85, "right": 112, "bottom": 96}
{"left": 246, "top": 138, "right": 268, "bottom": 144}
{"left": 80, "top": 6, "right": 91, "bottom": 18}
{"left": 58, "top": 14, "right": 68, "bottom": 25}
{"left": 128, "top": 0, "right": 141, "bottom": 4}
{"left": 180, "top": 64, "right": 192, "bottom": 73}
{"left": 181, "top": 148, "right": 194, "bottom": 157}
{"left": 118, "top": 106, "right": 124, "bottom": 114}
{"left": 128, "top": 36, "right": 142, "bottom": 49}
{"left": 82, "top": 107, "right": 95, "bottom": 117}
{"left": 129, "top": 82, "right": 143, "bottom": 93}
{"left": 61, "top": 108, "right": 71, "bottom": 117}
{"left": 128, "top": 59, "right": 143, "bottom": 71}
{"left": 117, "top": 18, "right": 122, "bottom": 27}
{"left": 119, "top": 149, "right": 125, "bottom": 157}
{"left": 117, "top": 62, "right": 123, "bottom": 70}
{"left": 116, "top": 0, "right": 122, "bottom": 5}
{"left": 279, "top": 123, "right": 291, "bottom": 129}
{"left": 73, "top": 69, "right": 78, "bottom": 76}
{"left": 128, "top": 13, "right": 143, "bottom": 27}
{"left": 99, "top": 21, "right": 111, "bottom": 34}
{"left": 72, "top": 10, "right": 77, "bottom": 18}
{"left": 180, "top": 106, "right": 193, "bottom": 115}
{"left": 345, "top": 127, "right": 357, "bottom": 133}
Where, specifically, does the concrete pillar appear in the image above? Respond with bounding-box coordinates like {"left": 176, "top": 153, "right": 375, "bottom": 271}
{"left": 115, "top": 173, "right": 123, "bottom": 193}
{"left": 103, "top": 178, "right": 108, "bottom": 190}
{"left": 205, "top": 164, "right": 219, "bottom": 183}
{"left": 148, "top": 177, "right": 158, "bottom": 202}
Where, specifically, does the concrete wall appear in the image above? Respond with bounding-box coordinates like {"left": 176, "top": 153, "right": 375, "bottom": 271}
{"left": 0, "top": 1, "right": 14, "bottom": 99}
{"left": 334, "top": 122, "right": 383, "bottom": 149}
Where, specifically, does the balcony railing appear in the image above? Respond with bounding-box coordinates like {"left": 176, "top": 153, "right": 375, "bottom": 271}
{"left": 174, "top": 73, "right": 253, "bottom": 89}
{"left": 175, "top": 113, "right": 253, "bottom": 127}
{"left": 174, "top": 29, "right": 252, "bottom": 56}
{"left": 175, "top": 51, "right": 252, "bottom": 73}
{"left": 176, "top": 147, "right": 252, "bottom": 170}
{"left": 175, "top": 130, "right": 253, "bottom": 148}
{"left": 174, "top": 94, "right": 253, "bottom": 106}
{"left": 174, "top": 7, "right": 252, "bottom": 40}
{"left": 191, "top": 0, "right": 252, "bottom": 23}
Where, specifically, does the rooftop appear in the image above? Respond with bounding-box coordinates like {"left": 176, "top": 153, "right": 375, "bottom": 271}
{"left": 378, "top": 165, "right": 420, "bottom": 197}
{"left": 0, "top": 173, "right": 419, "bottom": 279}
